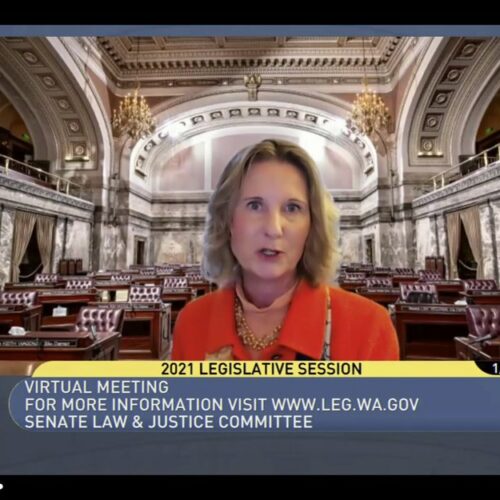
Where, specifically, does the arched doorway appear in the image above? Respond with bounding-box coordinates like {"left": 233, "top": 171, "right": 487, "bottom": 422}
{"left": 457, "top": 220, "right": 478, "bottom": 280}
{"left": 19, "top": 225, "right": 43, "bottom": 282}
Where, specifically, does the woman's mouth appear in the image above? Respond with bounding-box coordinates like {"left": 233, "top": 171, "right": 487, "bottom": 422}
{"left": 258, "top": 248, "right": 283, "bottom": 257}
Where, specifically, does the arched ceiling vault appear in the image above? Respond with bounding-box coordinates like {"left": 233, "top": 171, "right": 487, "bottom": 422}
{"left": 0, "top": 37, "right": 112, "bottom": 197}
{"left": 127, "top": 88, "right": 379, "bottom": 192}
{"left": 401, "top": 37, "right": 500, "bottom": 172}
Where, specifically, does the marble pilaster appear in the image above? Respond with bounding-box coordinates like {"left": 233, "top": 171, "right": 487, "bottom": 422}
{"left": 52, "top": 218, "right": 65, "bottom": 274}
{"left": 0, "top": 209, "right": 14, "bottom": 288}
{"left": 153, "top": 231, "right": 204, "bottom": 264}
{"left": 436, "top": 214, "right": 448, "bottom": 279}
{"left": 338, "top": 229, "right": 362, "bottom": 265}
{"left": 65, "top": 220, "right": 92, "bottom": 271}
{"left": 378, "top": 222, "right": 411, "bottom": 268}
{"left": 415, "top": 218, "right": 432, "bottom": 271}
{"left": 479, "top": 206, "right": 493, "bottom": 279}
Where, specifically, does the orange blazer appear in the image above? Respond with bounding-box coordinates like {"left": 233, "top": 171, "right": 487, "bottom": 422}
{"left": 172, "top": 280, "right": 400, "bottom": 361}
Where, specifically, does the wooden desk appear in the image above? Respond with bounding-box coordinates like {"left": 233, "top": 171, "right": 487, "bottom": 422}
{"left": 89, "top": 302, "right": 171, "bottom": 360}
{"left": 132, "top": 277, "right": 164, "bottom": 286}
{"left": 3, "top": 283, "right": 65, "bottom": 292}
{"left": 94, "top": 281, "right": 130, "bottom": 301}
{"left": 372, "top": 271, "right": 392, "bottom": 277}
{"left": 455, "top": 336, "right": 500, "bottom": 360}
{"left": 356, "top": 288, "right": 400, "bottom": 308}
{"left": 92, "top": 274, "right": 112, "bottom": 281}
{"left": 59, "top": 275, "right": 92, "bottom": 282}
{"left": 338, "top": 280, "right": 366, "bottom": 293}
{"left": 392, "top": 302, "right": 468, "bottom": 360}
{"left": 460, "top": 291, "right": 500, "bottom": 305}
{"left": 37, "top": 290, "right": 98, "bottom": 329}
{"left": 429, "top": 281, "right": 464, "bottom": 304}
{"left": 0, "top": 305, "right": 42, "bottom": 334}
{"left": 0, "top": 330, "right": 120, "bottom": 360}
{"left": 392, "top": 275, "right": 419, "bottom": 286}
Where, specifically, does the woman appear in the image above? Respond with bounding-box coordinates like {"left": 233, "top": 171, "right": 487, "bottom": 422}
{"left": 172, "top": 139, "right": 399, "bottom": 361}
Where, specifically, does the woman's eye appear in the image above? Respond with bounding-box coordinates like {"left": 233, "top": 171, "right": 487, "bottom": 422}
{"left": 285, "top": 203, "right": 301, "bottom": 213}
{"left": 247, "top": 201, "right": 262, "bottom": 210}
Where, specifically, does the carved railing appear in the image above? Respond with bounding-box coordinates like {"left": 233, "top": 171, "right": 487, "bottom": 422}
{"left": 429, "top": 143, "right": 500, "bottom": 192}
{"left": 0, "top": 154, "right": 84, "bottom": 199}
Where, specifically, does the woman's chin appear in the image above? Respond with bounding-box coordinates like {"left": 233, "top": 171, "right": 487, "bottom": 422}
{"left": 245, "top": 266, "right": 290, "bottom": 282}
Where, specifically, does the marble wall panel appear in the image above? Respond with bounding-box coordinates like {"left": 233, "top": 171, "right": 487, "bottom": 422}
{"left": 52, "top": 218, "right": 65, "bottom": 274}
{"left": 153, "top": 231, "right": 204, "bottom": 265}
{"left": 479, "top": 205, "right": 496, "bottom": 280}
{"left": 377, "top": 223, "right": 408, "bottom": 268}
{"left": 359, "top": 190, "right": 379, "bottom": 215}
{"left": 65, "top": 220, "right": 91, "bottom": 271}
{"left": 95, "top": 223, "right": 128, "bottom": 271}
{"left": 415, "top": 218, "right": 432, "bottom": 271}
{"left": 128, "top": 192, "right": 153, "bottom": 219}
{"left": 0, "top": 209, "right": 14, "bottom": 288}
{"left": 436, "top": 215, "right": 448, "bottom": 278}
{"left": 151, "top": 202, "right": 208, "bottom": 219}
{"left": 339, "top": 229, "right": 362, "bottom": 265}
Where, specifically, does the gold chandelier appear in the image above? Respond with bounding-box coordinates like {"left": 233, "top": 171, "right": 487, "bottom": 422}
{"left": 112, "top": 37, "right": 155, "bottom": 141}
{"left": 112, "top": 87, "right": 155, "bottom": 140}
{"left": 351, "top": 80, "right": 390, "bottom": 136}
{"left": 349, "top": 38, "right": 390, "bottom": 137}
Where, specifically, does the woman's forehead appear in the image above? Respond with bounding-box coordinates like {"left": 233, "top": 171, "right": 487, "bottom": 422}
{"left": 242, "top": 160, "right": 308, "bottom": 191}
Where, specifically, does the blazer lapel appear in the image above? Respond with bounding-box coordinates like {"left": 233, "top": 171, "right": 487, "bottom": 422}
{"left": 278, "top": 281, "right": 327, "bottom": 359}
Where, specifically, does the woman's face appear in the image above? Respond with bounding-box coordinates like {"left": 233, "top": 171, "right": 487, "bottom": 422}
{"left": 230, "top": 159, "right": 311, "bottom": 284}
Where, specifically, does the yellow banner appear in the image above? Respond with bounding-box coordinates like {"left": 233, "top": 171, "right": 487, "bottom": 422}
{"left": 29, "top": 360, "right": 497, "bottom": 378}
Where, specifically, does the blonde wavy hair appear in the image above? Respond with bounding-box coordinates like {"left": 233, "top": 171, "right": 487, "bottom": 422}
{"left": 202, "top": 139, "right": 340, "bottom": 287}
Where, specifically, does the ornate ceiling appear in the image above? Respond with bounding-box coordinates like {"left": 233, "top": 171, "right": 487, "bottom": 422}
{"left": 92, "top": 36, "right": 409, "bottom": 89}
{"left": 1, "top": 35, "right": 498, "bottom": 182}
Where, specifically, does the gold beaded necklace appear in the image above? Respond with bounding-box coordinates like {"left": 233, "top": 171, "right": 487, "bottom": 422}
{"left": 234, "top": 298, "right": 282, "bottom": 351}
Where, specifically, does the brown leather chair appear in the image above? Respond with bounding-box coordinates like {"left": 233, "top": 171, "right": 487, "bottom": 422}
{"left": 111, "top": 274, "right": 132, "bottom": 282}
{"left": 155, "top": 266, "right": 171, "bottom": 273}
{"left": 395, "top": 268, "right": 415, "bottom": 275}
{"left": 399, "top": 283, "right": 439, "bottom": 303}
{"left": 74, "top": 307, "right": 124, "bottom": 334}
{"left": 65, "top": 279, "right": 94, "bottom": 290}
{"left": 463, "top": 279, "right": 498, "bottom": 291}
{"left": 139, "top": 268, "right": 156, "bottom": 276}
{"left": 374, "top": 267, "right": 391, "bottom": 273}
{"left": 465, "top": 305, "right": 500, "bottom": 342}
{"left": 366, "top": 277, "right": 393, "bottom": 288}
{"left": 129, "top": 285, "right": 162, "bottom": 302}
{"left": 187, "top": 272, "right": 204, "bottom": 282}
{"left": 34, "top": 273, "right": 59, "bottom": 284}
{"left": 418, "top": 271, "right": 441, "bottom": 281}
{"left": 344, "top": 272, "right": 366, "bottom": 281}
{"left": 163, "top": 277, "right": 188, "bottom": 288}
{"left": 0, "top": 291, "right": 37, "bottom": 306}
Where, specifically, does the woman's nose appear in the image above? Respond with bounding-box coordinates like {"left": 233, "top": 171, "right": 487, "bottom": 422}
{"left": 263, "top": 210, "right": 284, "bottom": 237}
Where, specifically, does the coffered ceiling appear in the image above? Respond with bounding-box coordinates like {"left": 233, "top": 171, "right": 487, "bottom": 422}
{"left": 91, "top": 36, "right": 410, "bottom": 88}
